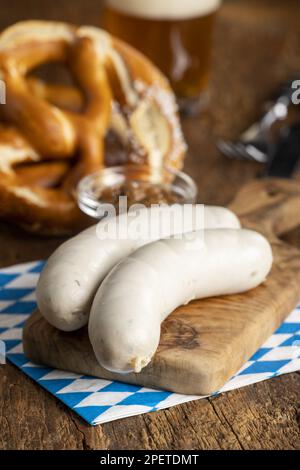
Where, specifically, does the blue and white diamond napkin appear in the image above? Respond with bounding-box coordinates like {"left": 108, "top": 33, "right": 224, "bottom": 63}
{"left": 0, "top": 261, "right": 299, "bottom": 425}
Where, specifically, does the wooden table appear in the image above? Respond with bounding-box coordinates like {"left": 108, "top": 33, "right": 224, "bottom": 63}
{"left": 0, "top": 0, "right": 300, "bottom": 450}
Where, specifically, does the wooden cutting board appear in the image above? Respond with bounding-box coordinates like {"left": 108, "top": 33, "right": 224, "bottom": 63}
{"left": 23, "top": 178, "right": 300, "bottom": 395}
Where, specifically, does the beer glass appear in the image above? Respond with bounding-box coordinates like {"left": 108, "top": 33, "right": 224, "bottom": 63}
{"left": 103, "top": 0, "right": 221, "bottom": 114}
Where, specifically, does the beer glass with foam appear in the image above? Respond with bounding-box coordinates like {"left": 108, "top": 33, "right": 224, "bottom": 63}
{"left": 103, "top": 0, "right": 221, "bottom": 114}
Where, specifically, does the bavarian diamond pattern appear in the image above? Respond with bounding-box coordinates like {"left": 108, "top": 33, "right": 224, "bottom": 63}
{"left": 0, "top": 261, "right": 299, "bottom": 425}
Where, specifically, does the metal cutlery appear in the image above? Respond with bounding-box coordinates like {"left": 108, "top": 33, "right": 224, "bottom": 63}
{"left": 217, "top": 77, "right": 300, "bottom": 164}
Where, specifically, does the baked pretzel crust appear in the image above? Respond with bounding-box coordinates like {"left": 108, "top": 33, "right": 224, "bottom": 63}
{"left": 0, "top": 21, "right": 186, "bottom": 235}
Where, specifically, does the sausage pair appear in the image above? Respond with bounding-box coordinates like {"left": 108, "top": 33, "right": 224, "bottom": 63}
{"left": 37, "top": 205, "right": 272, "bottom": 373}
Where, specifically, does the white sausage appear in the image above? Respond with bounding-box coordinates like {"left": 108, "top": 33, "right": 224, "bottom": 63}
{"left": 89, "top": 229, "right": 272, "bottom": 374}
{"left": 36, "top": 205, "right": 240, "bottom": 331}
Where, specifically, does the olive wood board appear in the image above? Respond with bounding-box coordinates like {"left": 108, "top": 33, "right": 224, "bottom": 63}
{"left": 23, "top": 178, "right": 300, "bottom": 395}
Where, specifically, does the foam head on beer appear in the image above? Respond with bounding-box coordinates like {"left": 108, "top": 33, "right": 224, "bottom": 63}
{"left": 106, "top": 0, "right": 221, "bottom": 20}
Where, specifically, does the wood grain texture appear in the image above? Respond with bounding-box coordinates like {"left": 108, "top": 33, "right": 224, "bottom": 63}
{"left": 0, "top": 0, "right": 300, "bottom": 450}
{"left": 23, "top": 178, "right": 300, "bottom": 395}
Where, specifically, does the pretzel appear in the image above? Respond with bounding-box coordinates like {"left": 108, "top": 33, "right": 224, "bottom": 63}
{"left": 0, "top": 21, "right": 186, "bottom": 234}
{"left": 27, "top": 78, "right": 83, "bottom": 113}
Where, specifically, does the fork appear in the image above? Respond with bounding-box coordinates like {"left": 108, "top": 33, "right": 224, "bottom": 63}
{"left": 217, "top": 78, "right": 298, "bottom": 163}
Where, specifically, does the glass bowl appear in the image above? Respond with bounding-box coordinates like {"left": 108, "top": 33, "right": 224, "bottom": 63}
{"left": 77, "top": 165, "right": 198, "bottom": 219}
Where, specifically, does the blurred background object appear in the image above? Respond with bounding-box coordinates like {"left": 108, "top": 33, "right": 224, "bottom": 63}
{"left": 103, "top": 0, "right": 221, "bottom": 115}
{"left": 218, "top": 77, "right": 300, "bottom": 170}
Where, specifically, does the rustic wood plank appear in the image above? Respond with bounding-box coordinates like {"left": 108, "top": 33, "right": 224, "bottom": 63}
{"left": 0, "top": 0, "right": 299, "bottom": 450}
{"left": 207, "top": 373, "right": 300, "bottom": 450}
{"left": 0, "top": 363, "right": 86, "bottom": 450}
